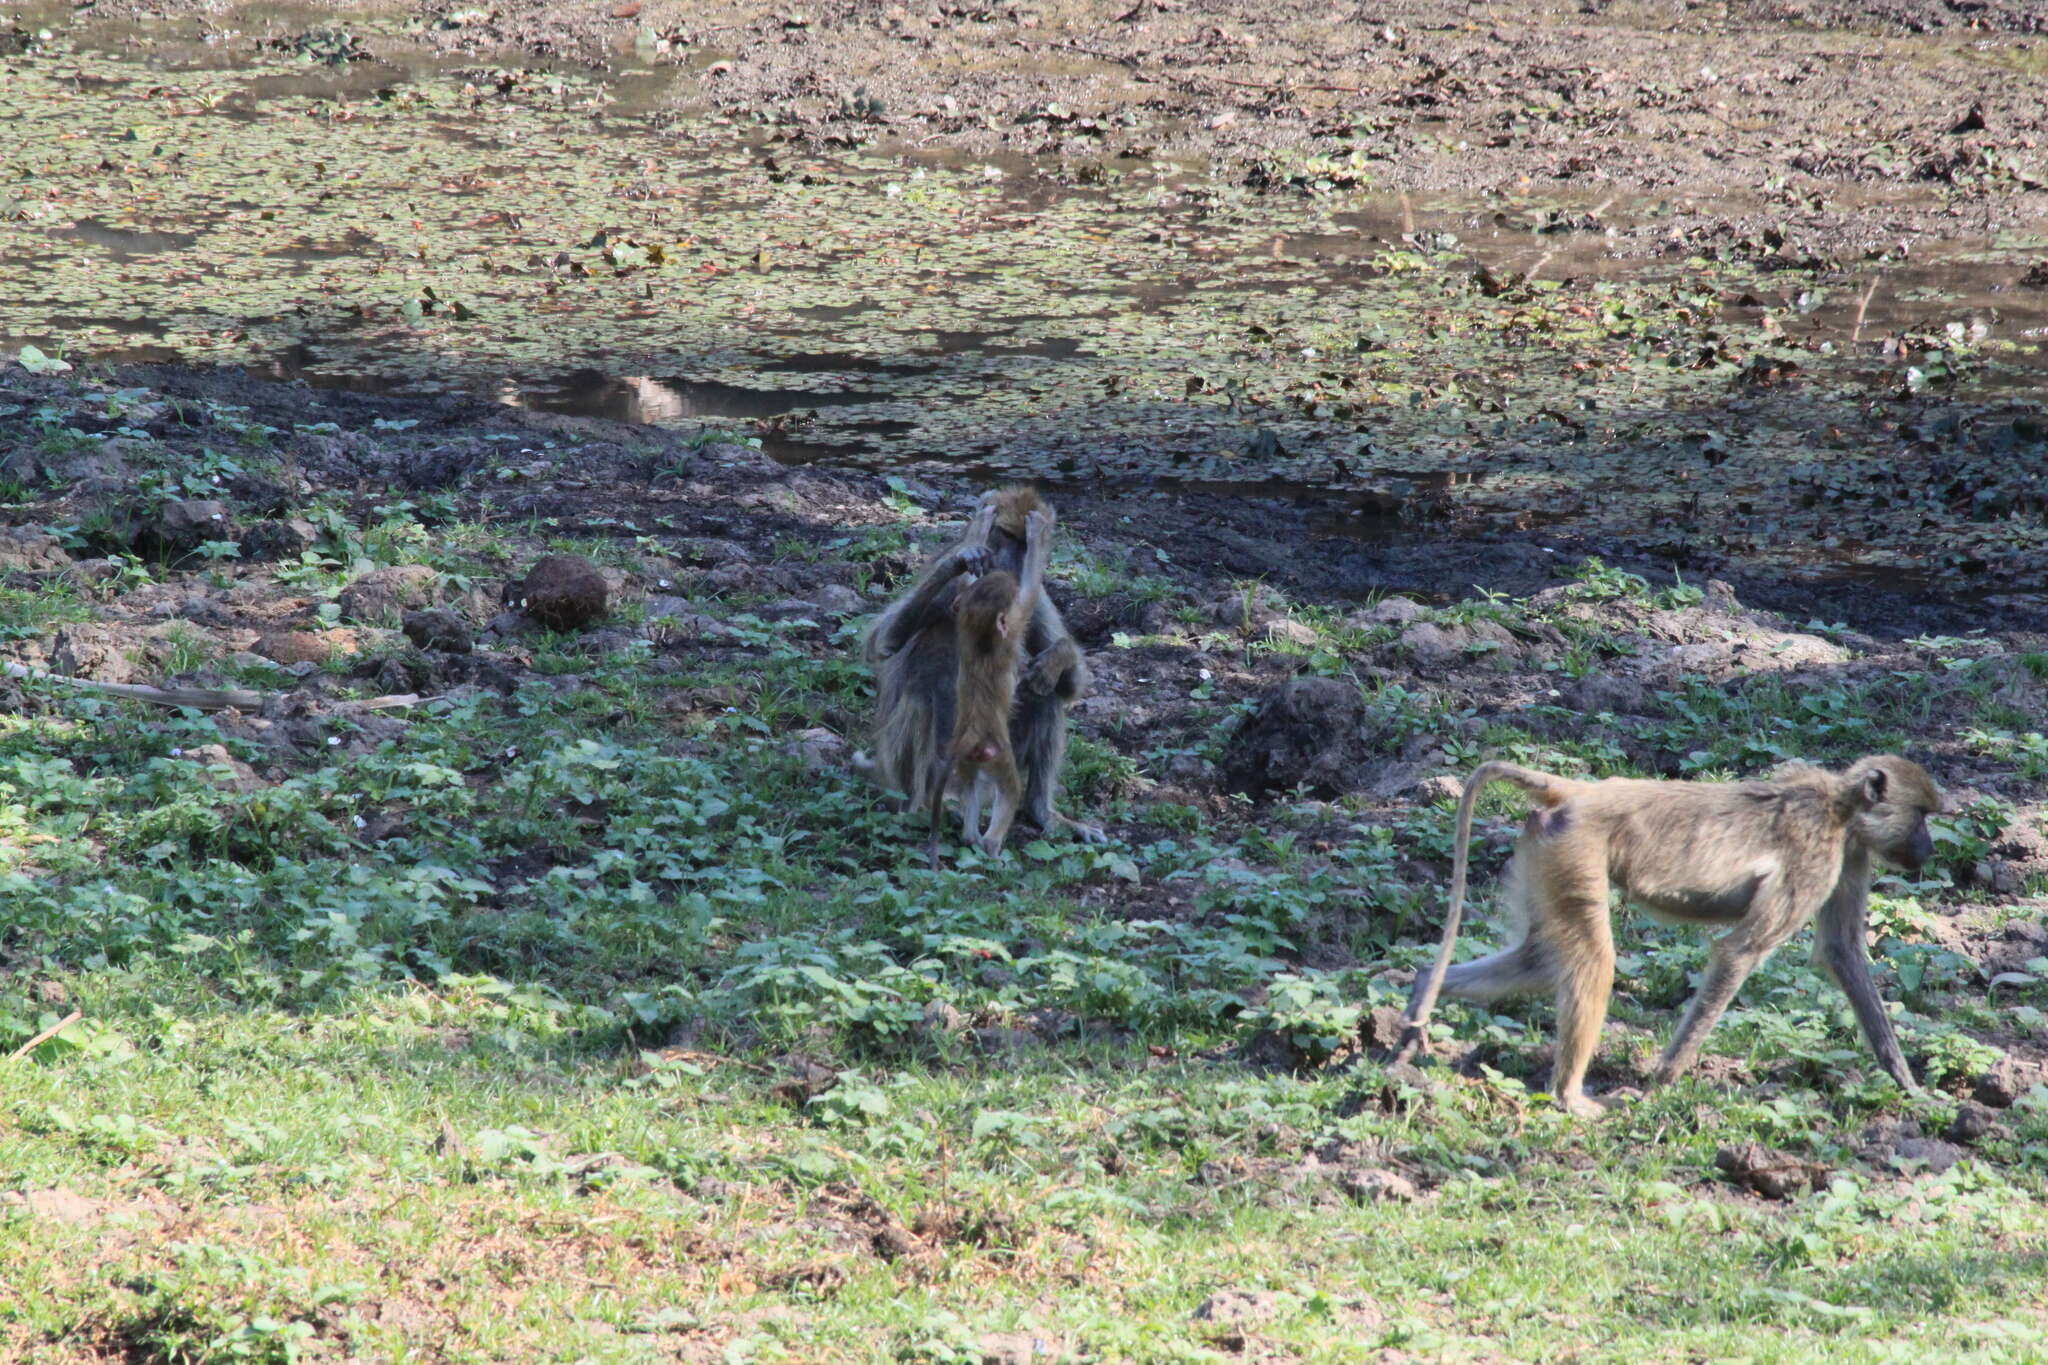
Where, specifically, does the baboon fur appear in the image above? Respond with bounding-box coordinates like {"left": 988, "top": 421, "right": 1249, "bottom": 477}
{"left": 1394, "top": 756, "right": 1942, "bottom": 1115}
{"left": 858, "top": 486, "right": 1101, "bottom": 842}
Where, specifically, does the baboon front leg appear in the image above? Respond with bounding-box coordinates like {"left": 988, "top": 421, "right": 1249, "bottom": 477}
{"left": 1652, "top": 943, "right": 1760, "bottom": 1086}
{"left": 861, "top": 502, "right": 999, "bottom": 664}
{"left": 1651, "top": 937, "right": 1785, "bottom": 1089}
{"left": 1654, "top": 884, "right": 1815, "bottom": 1086}
{"left": 1812, "top": 855, "right": 1918, "bottom": 1091}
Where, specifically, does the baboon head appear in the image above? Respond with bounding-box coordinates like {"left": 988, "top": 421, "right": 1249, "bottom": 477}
{"left": 1845, "top": 756, "right": 1943, "bottom": 873}
{"left": 955, "top": 571, "right": 1020, "bottom": 646}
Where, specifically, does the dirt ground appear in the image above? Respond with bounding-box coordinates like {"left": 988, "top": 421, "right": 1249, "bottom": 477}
{"left": 76, "top": 0, "right": 2048, "bottom": 256}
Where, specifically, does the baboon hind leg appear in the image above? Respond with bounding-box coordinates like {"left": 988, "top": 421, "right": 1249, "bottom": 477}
{"left": 1434, "top": 942, "right": 1553, "bottom": 1003}
{"left": 1014, "top": 693, "right": 1106, "bottom": 843}
{"left": 1539, "top": 864, "right": 1615, "bottom": 1118}
{"left": 960, "top": 770, "right": 988, "bottom": 844}
{"left": 1404, "top": 854, "right": 1553, "bottom": 1023}
{"left": 977, "top": 765, "right": 1026, "bottom": 858}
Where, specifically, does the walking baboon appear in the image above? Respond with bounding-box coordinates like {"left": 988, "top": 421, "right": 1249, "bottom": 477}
{"left": 858, "top": 486, "right": 1103, "bottom": 842}
{"left": 927, "top": 516, "right": 1048, "bottom": 864}
{"left": 1392, "top": 756, "right": 1942, "bottom": 1116}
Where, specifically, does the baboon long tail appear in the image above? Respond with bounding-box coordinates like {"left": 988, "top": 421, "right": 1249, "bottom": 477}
{"left": 1389, "top": 761, "right": 1574, "bottom": 1065}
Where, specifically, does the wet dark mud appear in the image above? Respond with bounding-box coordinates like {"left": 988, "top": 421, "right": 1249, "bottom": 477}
{"left": 3, "top": 0, "right": 2047, "bottom": 611}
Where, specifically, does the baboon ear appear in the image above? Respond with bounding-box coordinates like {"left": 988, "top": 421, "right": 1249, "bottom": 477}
{"left": 1862, "top": 767, "right": 1888, "bottom": 805}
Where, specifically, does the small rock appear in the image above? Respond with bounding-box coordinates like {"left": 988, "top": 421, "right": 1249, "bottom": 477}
{"left": 1399, "top": 621, "right": 1464, "bottom": 671}
{"left": 695, "top": 440, "right": 785, "bottom": 480}
{"left": 767, "top": 1056, "right": 839, "bottom": 1108}
{"left": 1560, "top": 673, "right": 1652, "bottom": 715}
{"left": 1891, "top": 1137, "right": 1966, "bottom": 1174}
{"left": 644, "top": 610, "right": 728, "bottom": 641}
{"left": 809, "top": 583, "right": 864, "bottom": 617}
{"left": 1265, "top": 617, "right": 1320, "bottom": 647}
{"left": 969, "top": 1026, "right": 1040, "bottom": 1053}
{"left": 255, "top": 630, "right": 355, "bottom": 665}
{"left": 1220, "top": 676, "right": 1379, "bottom": 798}
{"left": 978, "top": 1331, "right": 1062, "bottom": 1365}
{"left": 682, "top": 537, "right": 752, "bottom": 567}
{"left": 171, "top": 743, "right": 263, "bottom": 793}
{"left": 785, "top": 726, "right": 848, "bottom": 770}
{"left": 1716, "top": 1141, "right": 1827, "bottom": 1199}
{"left": 402, "top": 608, "right": 474, "bottom": 654}
{"left": 517, "top": 554, "right": 610, "bottom": 631}
{"left": 62, "top": 557, "right": 118, "bottom": 587}
{"left": 871, "top": 1223, "right": 922, "bottom": 1261}
{"left": 238, "top": 517, "right": 320, "bottom": 561}
{"left": 1973, "top": 1058, "right": 2024, "bottom": 1109}
{"left": 642, "top": 593, "right": 696, "bottom": 621}
{"left": 756, "top": 597, "right": 822, "bottom": 623}
{"left": 1204, "top": 584, "right": 1286, "bottom": 631}
{"left": 483, "top": 610, "right": 534, "bottom": 640}
{"left": 0, "top": 527, "right": 69, "bottom": 573}
{"left": 150, "top": 498, "right": 235, "bottom": 553}
{"left": 337, "top": 564, "right": 441, "bottom": 625}
{"left": 1946, "top": 1101, "right": 1999, "bottom": 1145}
{"left": 1355, "top": 596, "right": 1429, "bottom": 626}
{"left": 1338, "top": 1168, "right": 1419, "bottom": 1203}
{"left": 1192, "top": 1289, "right": 1290, "bottom": 1325}
{"left": 49, "top": 624, "right": 148, "bottom": 683}
{"left": 1358, "top": 1004, "right": 1409, "bottom": 1052}
{"left": 918, "top": 1000, "right": 966, "bottom": 1036}
{"left": 1414, "top": 774, "right": 1464, "bottom": 804}
{"left": 577, "top": 627, "right": 644, "bottom": 656}
{"left": 1972, "top": 859, "right": 2024, "bottom": 896}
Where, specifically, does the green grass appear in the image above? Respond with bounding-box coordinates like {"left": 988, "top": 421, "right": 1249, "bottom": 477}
{"left": 1, "top": 359, "right": 2046, "bottom": 1362}
{"left": 2, "top": 601, "right": 2045, "bottom": 1363}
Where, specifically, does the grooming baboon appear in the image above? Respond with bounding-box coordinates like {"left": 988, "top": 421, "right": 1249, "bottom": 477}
{"left": 1392, "top": 756, "right": 1942, "bottom": 1116}
{"left": 858, "top": 486, "right": 1103, "bottom": 843}
{"left": 926, "top": 523, "right": 1046, "bottom": 864}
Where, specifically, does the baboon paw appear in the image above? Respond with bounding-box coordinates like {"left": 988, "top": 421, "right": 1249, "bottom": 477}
{"left": 1069, "top": 820, "right": 1108, "bottom": 844}
{"left": 956, "top": 545, "right": 994, "bottom": 578}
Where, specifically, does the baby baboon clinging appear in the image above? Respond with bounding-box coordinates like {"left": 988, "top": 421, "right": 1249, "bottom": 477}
{"left": 926, "top": 520, "right": 1047, "bottom": 864}
{"left": 1392, "top": 756, "right": 1942, "bottom": 1116}
{"left": 858, "top": 486, "right": 1103, "bottom": 844}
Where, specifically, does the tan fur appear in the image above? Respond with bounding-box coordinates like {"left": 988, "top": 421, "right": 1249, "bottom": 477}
{"left": 927, "top": 564, "right": 1037, "bottom": 866}
{"left": 1393, "top": 755, "right": 1942, "bottom": 1115}
{"left": 857, "top": 486, "right": 1103, "bottom": 847}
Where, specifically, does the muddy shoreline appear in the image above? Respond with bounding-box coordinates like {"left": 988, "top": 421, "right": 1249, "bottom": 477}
{"left": 6, "top": 0, "right": 2048, "bottom": 614}
{"left": 53, "top": 0, "right": 2048, "bottom": 250}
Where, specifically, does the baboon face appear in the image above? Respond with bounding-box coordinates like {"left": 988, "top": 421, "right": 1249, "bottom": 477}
{"left": 956, "top": 571, "right": 1020, "bottom": 641}
{"left": 1858, "top": 758, "right": 1942, "bottom": 873}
